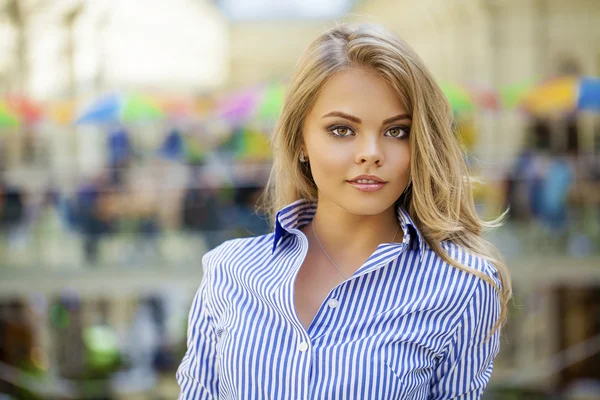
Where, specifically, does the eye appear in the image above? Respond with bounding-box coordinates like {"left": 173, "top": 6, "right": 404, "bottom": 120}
{"left": 385, "top": 126, "right": 410, "bottom": 138}
{"left": 328, "top": 125, "right": 355, "bottom": 137}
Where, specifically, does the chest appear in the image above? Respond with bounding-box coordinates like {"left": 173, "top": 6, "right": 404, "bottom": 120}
{"left": 210, "top": 250, "right": 455, "bottom": 399}
{"left": 214, "top": 280, "right": 441, "bottom": 399}
{"left": 293, "top": 251, "right": 349, "bottom": 331}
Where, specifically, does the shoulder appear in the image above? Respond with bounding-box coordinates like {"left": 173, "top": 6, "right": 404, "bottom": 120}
{"left": 420, "top": 240, "right": 502, "bottom": 310}
{"left": 422, "top": 241, "right": 503, "bottom": 339}
{"left": 438, "top": 240, "right": 503, "bottom": 315}
{"left": 202, "top": 232, "right": 276, "bottom": 273}
{"left": 434, "top": 240, "right": 500, "bottom": 283}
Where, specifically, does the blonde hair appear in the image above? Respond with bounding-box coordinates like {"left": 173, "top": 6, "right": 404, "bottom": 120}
{"left": 261, "top": 22, "right": 512, "bottom": 338}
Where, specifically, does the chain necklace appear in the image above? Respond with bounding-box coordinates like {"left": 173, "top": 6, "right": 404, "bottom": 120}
{"left": 311, "top": 218, "right": 400, "bottom": 280}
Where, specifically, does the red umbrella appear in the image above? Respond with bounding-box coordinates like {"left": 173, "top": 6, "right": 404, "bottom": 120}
{"left": 4, "top": 96, "right": 44, "bottom": 124}
{"left": 158, "top": 96, "right": 200, "bottom": 119}
{"left": 462, "top": 83, "right": 501, "bottom": 111}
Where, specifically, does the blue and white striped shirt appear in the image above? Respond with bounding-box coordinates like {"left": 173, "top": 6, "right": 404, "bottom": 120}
{"left": 177, "top": 199, "right": 502, "bottom": 399}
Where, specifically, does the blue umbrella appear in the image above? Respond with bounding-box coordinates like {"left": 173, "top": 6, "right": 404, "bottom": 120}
{"left": 75, "top": 93, "right": 164, "bottom": 124}
{"left": 76, "top": 94, "right": 121, "bottom": 124}
{"left": 578, "top": 77, "right": 600, "bottom": 111}
{"left": 521, "top": 76, "right": 600, "bottom": 115}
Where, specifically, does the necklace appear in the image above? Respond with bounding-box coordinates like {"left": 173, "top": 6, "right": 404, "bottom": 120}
{"left": 311, "top": 218, "right": 400, "bottom": 280}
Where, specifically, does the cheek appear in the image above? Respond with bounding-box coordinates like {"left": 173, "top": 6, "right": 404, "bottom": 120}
{"left": 393, "top": 146, "right": 411, "bottom": 174}
{"left": 309, "top": 145, "right": 350, "bottom": 183}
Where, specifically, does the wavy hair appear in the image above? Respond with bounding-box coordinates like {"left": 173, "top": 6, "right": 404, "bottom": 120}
{"left": 260, "top": 22, "right": 512, "bottom": 337}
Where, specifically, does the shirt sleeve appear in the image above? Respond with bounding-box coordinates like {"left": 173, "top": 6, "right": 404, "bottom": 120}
{"left": 429, "top": 268, "right": 503, "bottom": 400}
{"left": 176, "top": 251, "right": 219, "bottom": 399}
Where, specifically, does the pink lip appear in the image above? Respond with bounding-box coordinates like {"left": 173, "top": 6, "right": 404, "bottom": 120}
{"left": 347, "top": 174, "right": 387, "bottom": 183}
{"left": 347, "top": 181, "right": 387, "bottom": 192}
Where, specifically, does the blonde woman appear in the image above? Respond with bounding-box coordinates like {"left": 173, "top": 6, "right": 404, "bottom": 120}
{"left": 177, "top": 22, "right": 512, "bottom": 399}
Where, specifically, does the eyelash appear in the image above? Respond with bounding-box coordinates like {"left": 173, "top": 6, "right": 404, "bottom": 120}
{"left": 326, "top": 124, "right": 411, "bottom": 139}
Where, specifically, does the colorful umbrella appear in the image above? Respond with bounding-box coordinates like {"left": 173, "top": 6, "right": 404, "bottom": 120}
{"left": 257, "top": 82, "right": 286, "bottom": 121}
{"left": 155, "top": 96, "right": 201, "bottom": 120}
{"left": 3, "top": 96, "right": 44, "bottom": 124}
{"left": 47, "top": 100, "right": 76, "bottom": 125}
{"left": 440, "top": 81, "right": 501, "bottom": 114}
{"left": 75, "top": 93, "right": 164, "bottom": 125}
{"left": 0, "top": 102, "right": 20, "bottom": 128}
{"left": 462, "top": 83, "right": 501, "bottom": 111}
{"left": 439, "top": 82, "right": 476, "bottom": 114}
{"left": 195, "top": 96, "right": 215, "bottom": 118}
{"left": 500, "top": 79, "right": 537, "bottom": 109}
{"left": 579, "top": 77, "right": 600, "bottom": 111}
{"left": 215, "top": 82, "right": 287, "bottom": 125}
{"left": 520, "top": 76, "right": 600, "bottom": 115}
{"left": 215, "top": 86, "right": 262, "bottom": 123}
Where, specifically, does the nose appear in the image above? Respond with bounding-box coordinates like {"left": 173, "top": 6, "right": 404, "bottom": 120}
{"left": 354, "top": 135, "right": 384, "bottom": 166}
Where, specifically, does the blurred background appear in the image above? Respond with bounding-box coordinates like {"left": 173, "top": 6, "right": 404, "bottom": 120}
{"left": 0, "top": 0, "right": 599, "bottom": 399}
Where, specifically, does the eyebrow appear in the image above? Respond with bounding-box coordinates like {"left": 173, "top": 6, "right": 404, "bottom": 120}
{"left": 321, "top": 111, "right": 412, "bottom": 125}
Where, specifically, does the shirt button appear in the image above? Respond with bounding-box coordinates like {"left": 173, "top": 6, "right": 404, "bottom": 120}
{"left": 298, "top": 342, "right": 309, "bottom": 352}
{"left": 327, "top": 298, "right": 339, "bottom": 309}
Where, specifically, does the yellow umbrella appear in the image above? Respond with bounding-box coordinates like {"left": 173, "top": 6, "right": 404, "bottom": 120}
{"left": 520, "top": 76, "right": 578, "bottom": 115}
{"left": 47, "top": 100, "right": 76, "bottom": 125}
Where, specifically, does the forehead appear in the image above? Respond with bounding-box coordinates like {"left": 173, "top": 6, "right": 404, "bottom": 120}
{"left": 308, "top": 67, "right": 407, "bottom": 119}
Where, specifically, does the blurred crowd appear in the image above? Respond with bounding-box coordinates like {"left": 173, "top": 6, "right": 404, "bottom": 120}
{"left": 0, "top": 124, "right": 272, "bottom": 269}
{"left": 503, "top": 117, "right": 600, "bottom": 251}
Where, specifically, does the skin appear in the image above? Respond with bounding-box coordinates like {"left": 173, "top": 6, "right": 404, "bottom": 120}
{"left": 294, "top": 67, "right": 412, "bottom": 330}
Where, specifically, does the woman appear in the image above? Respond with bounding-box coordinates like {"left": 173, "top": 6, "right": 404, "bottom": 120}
{"left": 177, "top": 23, "right": 512, "bottom": 399}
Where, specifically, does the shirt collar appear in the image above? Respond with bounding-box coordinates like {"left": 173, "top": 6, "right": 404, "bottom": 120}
{"left": 271, "top": 198, "right": 425, "bottom": 258}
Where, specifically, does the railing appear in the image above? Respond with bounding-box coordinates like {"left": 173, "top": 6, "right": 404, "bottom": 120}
{"left": 1, "top": 211, "right": 599, "bottom": 271}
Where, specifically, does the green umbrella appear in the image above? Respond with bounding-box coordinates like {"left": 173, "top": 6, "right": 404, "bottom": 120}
{"left": 76, "top": 93, "right": 164, "bottom": 124}
{"left": 439, "top": 82, "right": 475, "bottom": 114}
{"left": 257, "top": 82, "right": 286, "bottom": 121}
{"left": 500, "top": 79, "right": 537, "bottom": 109}
{"left": 0, "top": 101, "right": 20, "bottom": 128}
{"left": 122, "top": 94, "right": 164, "bottom": 122}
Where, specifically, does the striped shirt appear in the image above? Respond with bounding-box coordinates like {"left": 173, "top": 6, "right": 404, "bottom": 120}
{"left": 177, "top": 199, "right": 502, "bottom": 399}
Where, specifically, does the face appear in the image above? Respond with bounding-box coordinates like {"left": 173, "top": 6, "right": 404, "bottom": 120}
{"left": 301, "top": 67, "right": 411, "bottom": 216}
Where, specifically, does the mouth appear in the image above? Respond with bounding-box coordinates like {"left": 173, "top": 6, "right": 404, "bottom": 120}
{"left": 346, "top": 176, "right": 387, "bottom": 192}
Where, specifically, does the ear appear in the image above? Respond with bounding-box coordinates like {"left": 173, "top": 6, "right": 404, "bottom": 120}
{"left": 298, "top": 141, "right": 307, "bottom": 155}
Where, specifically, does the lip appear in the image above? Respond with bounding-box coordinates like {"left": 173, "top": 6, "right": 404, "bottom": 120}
{"left": 347, "top": 181, "right": 386, "bottom": 192}
{"left": 347, "top": 175, "right": 387, "bottom": 183}
{"left": 346, "top": 175, "right": 387, "bottom": 193}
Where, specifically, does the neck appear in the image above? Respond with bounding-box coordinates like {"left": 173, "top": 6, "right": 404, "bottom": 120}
{"left": 306, "top": 199, "right": 402, "bottom": 262}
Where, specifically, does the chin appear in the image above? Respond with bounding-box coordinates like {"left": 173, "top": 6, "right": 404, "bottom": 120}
{"left": 338, "top": 195, "right": 398, "bottom": 217}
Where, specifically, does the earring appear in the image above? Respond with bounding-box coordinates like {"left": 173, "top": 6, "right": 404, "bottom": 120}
{"left": 299, "top": 151, "right": 307, "bottom": 162}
